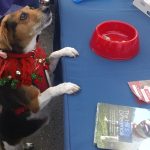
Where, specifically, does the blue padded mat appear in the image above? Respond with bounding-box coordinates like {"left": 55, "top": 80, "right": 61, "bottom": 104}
{"left": 58, "top": 0, "right": 150, "bottom": 150}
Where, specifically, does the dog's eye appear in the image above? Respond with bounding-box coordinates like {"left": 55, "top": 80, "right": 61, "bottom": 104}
{"left": 20, "top": 12, "right": 28, "bottom": 20}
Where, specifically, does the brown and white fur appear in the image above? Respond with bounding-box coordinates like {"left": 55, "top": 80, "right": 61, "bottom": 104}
{"left": 0, "top": 5, "right": 80, "bottom": 150}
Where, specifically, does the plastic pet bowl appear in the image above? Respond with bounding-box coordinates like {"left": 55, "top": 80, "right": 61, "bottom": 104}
{"left": 90, "top": 20, "right": 139, "bottom": 60}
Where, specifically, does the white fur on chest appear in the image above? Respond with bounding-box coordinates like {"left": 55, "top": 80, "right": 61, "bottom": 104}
{"left": 23, "top": 35, "right": 37, "bottom": 53}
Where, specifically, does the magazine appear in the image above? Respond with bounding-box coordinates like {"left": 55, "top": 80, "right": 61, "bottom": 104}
{"left": 94, "top": 103, "right": 150, "bottom": 150}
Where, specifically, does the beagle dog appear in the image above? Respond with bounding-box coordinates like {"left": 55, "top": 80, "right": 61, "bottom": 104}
{"left": 0, "top": 5, "right": 80, "bottom": 150}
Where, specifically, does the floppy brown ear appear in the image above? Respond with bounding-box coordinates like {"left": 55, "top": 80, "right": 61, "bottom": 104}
{"left": 21, "top": 85, "right": 40, "bottom": 113}
{"left": 0, "top": 16, "right": 4, "bottom": 25}
{"left": 0, "top": 16, "right": 12, "bottom": 51}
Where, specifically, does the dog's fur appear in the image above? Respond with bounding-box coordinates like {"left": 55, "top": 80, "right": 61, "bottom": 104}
{"left": 0, "top": 6, "right": 80, "bottom": 150}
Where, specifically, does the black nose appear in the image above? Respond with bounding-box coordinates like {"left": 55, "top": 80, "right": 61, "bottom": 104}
{"left": 42, "top": 7, "right": 51, "bottom": 14}
{"left": 40, "top": 0, "right": 50, "bottom": 7}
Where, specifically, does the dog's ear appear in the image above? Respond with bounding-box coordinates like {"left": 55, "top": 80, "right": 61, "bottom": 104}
{"left": 0, "top": 16, "right": 5, "bottom": 25}
{"left": 0, "top": 16, "right": 17, "bottom": 51}
{"left": 21, "top": 85, "right": 40, "bottom": 113}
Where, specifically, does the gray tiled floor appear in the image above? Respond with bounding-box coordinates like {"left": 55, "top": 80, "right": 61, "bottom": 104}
{"left": 24, "top": 8, "right": 64, "bottom": 150}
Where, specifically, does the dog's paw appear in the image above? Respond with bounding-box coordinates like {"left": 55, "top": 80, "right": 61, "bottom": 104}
{"left": 60, "top": 82, "right": 80, "bottom": 94}
{"left": 60, "top": 47, "right": 79, "bottom": 58}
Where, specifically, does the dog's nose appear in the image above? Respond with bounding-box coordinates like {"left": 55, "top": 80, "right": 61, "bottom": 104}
{"left": 40, "top": 0, "right": 50, "bottom": 7}
{"left": 42, "top": 7, "right": 51, "bottom": 14}
{"left": 39, "top": 0, "right": 51, "bottom": 14}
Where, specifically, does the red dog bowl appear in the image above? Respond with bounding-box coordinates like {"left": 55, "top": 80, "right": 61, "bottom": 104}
{"left": 90, "top": 20, "right": 139, "bottom": 60}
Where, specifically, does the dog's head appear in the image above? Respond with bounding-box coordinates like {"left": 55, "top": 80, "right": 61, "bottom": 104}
{"left": 0, "top": 6, "right": 52, "bottom": 53}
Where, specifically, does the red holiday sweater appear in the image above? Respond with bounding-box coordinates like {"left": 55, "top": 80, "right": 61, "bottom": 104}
{"left": 0, "top": 47, "right": 50, "bottom": 92}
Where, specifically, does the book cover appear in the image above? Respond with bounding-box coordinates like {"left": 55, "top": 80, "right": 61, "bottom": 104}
{"left": 94, "top": 103, "right": 150, "bottom": 150}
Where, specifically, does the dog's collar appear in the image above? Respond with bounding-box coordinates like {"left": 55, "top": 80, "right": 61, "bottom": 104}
{"left": 7, "top": 51, "right": 35, "bottom": 58}
{"left": 0, "top": 42, "right": 40, "bottom": 59}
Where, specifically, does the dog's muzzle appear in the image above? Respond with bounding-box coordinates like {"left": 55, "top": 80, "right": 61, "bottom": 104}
{"left": 36, "top": 0, "right": 52, "bottom": 32}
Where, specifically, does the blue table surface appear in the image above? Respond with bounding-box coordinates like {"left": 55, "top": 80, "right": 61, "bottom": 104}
{"left": 58, "top": 0, "right": 150, "bottom": 150}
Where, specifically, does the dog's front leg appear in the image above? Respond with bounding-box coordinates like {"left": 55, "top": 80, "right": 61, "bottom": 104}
{"left": 38, "top": 82, "right": 80, "bottom": 110}
{"left": 49, "top": 47, "right": 79, "bottom": 73}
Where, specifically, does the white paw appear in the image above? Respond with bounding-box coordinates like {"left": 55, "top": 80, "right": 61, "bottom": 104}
{"left": 60, "top": 82, "right": 80, "bottom": 94}
{"left": 60, "top": 47, "right": 79, "bottom": 57}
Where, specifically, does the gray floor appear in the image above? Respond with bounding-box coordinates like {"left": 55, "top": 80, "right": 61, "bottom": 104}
{"left": 24, "top": 6, "right": 64, "bottom": 150}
